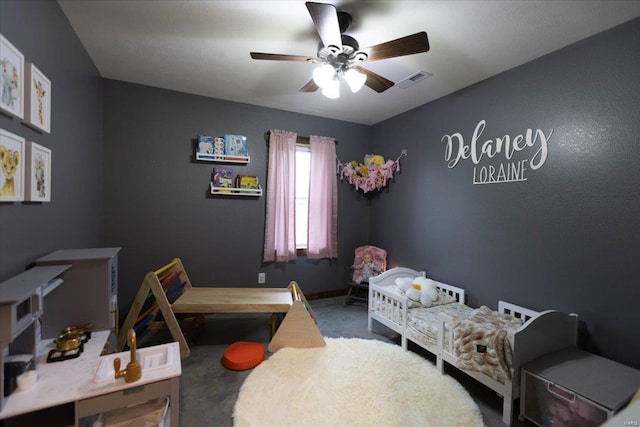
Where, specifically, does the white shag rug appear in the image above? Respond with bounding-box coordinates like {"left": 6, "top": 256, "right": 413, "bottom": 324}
{"left": 233, "top": 337, "right": 485, "bottom": 427}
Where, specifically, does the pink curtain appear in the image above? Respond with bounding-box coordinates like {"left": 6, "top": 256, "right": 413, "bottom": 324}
{"left": 263, "top": 130, "right": 297, "bottom": 262}
{"left": 307, "top": 135, "right": 338, "bottom": 259}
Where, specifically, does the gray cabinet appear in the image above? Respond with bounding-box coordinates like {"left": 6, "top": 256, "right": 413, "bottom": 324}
{"left": 36, "top": 248, "right": 120, "bottom": 344}
{"left": 520, "top": 348, "right": 640, "bottom": 427}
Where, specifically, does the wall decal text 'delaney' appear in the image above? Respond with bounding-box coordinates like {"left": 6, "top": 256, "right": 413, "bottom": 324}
{"left": 442, "top": 120, "right": 552, "bottom": 184}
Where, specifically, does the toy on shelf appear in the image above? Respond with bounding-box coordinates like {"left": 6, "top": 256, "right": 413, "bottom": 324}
{"left": 337, "top": 149, "right": 407, "bottom": 193}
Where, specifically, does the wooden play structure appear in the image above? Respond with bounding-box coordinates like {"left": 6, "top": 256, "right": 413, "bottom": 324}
{"left": 268, "top": 281, "right": 325, "bottom": 352}
{"left": 118, "top": 258, "right": 325, "bottom": 358}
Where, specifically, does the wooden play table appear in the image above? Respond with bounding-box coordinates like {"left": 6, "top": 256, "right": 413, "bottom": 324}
{"left": 171, "top": 287, "right": 292, "bottom": 313}
{"left": 118, "top": 259, "right": 325, "bottom": 357}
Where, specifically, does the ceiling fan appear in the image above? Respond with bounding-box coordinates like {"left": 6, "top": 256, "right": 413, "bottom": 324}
{"left": 250, "top": 1, "right": 430, "bottom": 98}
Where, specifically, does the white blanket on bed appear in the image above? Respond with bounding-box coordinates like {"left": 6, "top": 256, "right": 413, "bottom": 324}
{"left": 453, "top": 306, "right": 523, "bottom": 384}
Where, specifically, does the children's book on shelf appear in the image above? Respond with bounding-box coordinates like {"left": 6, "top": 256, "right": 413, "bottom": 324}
{"left": 212, "top": 168, "right": 234, "bottom": 192}
{"left": 213, "top": 137, "right": 225, "bottom": 155}
{"left": 197, "top": 135, "right": 226, "bottom": 157}
{"left": 197, "top": 135, "right": 215, "bottom": 154}
{"left": 224, "top": 134, "right": 248, "bottom": 157}
{"left": 236, "top": 175, "right": 259, "bottom": 189}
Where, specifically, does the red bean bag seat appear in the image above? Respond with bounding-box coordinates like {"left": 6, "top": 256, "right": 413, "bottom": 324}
{"left": 222, "top": 341, "right": 264, "bottom": 370}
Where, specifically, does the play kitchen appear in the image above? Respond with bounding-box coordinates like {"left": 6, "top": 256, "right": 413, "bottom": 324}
{"left": 1, "top": 328, "right": 180, "bottom": 426}
{"left": 1, "top": 248, "right": 121, "bottom": 404}
{"left": 0, "top": 248, "right": 181, "bottom": 426}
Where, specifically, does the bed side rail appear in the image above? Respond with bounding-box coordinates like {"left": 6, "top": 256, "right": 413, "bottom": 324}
{"left": 369, "top": 283, "right": 409, "bottom": 328}
{"left": 498, "top": 300, "right": 539, "bottom": 324}
{"left": 438, "top": 300, "right": 540, "bottom": 368}
{"left": 432, "top": 280, "right": 466, "bottom": 305}
{"left": 436, "top": 311, "right": 456, "bottom": 358}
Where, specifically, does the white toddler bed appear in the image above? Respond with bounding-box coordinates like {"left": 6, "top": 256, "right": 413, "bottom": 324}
{"left": 368, "top": 267, "right": 579, "bottom": 425}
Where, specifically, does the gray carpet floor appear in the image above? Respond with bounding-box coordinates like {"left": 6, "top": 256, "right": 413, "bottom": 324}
{"left": 141, "top": 296, "right": 531, "bottom": 427}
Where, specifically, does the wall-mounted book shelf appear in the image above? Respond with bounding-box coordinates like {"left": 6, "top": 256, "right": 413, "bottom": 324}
{"left": 210, "top": 183, "right": 262, "bottom": 197}
{"left": 196, "top": 152, "right": 250, "bottom": 164}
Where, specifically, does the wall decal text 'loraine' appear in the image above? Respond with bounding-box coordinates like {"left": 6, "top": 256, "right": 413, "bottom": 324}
{"left": 441, "top": 120, "right": 553, "bottom": 185}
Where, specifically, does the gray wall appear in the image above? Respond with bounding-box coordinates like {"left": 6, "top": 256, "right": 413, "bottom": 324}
{"left": 370, "top": 18, "right": 640, "bottom": 368}
{"left": 2, "top": 1, "right": 638, "bottom": 370}
{"left": 102, "top": 80, "right": 373, "bottom": 309}
{"left": 0, "top": 0, "right": 104, "bottom": 281}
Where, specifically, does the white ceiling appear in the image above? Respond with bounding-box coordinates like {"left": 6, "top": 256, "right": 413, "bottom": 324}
{"left": 57, "top": 1, "right": 640, "bottom": 125}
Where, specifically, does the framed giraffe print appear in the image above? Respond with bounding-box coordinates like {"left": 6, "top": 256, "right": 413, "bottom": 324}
{"left": 24, "top": 63, "right": 51, "bottom": 133}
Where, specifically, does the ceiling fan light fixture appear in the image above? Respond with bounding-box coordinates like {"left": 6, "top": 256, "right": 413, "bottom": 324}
{"left": 322, "top": 77, "right": 340, "bottom": 99}
{"left": 353, "top": 51, "right": 368, "bottom": 63}
{"left": 313, "top": 64, "right": 336, "bottom": 88}
{"left": 344, "top": 68, "right": 367, "bottom": 93}
{"left": 250, "top": 3, "right": 431, "bottom": 97}
{"left": 327, "top": 45, "right": 341, "bottom": 55}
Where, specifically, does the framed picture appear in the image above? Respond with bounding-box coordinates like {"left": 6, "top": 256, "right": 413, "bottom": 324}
{"left": 0, "top": 128, "right": 25, "bottom": 202}
{"left": 25, "top": 141, "right": 51, "bottom": 202}
{"left": 0, "top": 34, "right": 25, "bottom": 119}
{"left": 24, "top": 63, "right": 51, "bottom": 133}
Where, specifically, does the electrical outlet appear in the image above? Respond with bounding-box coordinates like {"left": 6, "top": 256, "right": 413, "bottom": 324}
{"left": 258, "top": 272, "right": 266, "bottom": 284}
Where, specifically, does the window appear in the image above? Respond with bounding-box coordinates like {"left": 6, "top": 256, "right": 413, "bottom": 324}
{"left": 263, "top": 130, "right": 337, "bottom": 262}
{"left": 295, "top": 144, "right": 311, "bottom": 250}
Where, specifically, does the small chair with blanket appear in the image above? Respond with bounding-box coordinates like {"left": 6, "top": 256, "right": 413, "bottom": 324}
{"left": 345, "top": 245, "right": 387, "bottom": 305}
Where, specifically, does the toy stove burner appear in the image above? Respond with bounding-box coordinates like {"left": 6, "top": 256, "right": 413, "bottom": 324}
{"left": 47, "top": 331, "right": 92, "bottom": 363}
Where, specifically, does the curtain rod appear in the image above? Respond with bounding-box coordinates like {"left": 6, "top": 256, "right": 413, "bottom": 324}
{"left": 263, "top": 131, "right": 338, "bottom": 145}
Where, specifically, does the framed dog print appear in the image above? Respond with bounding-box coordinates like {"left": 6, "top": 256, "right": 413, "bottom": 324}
{"left": 0, "top": 128, "right": 25, "bottom": 202}
{"left": 25, "top": 141, "right": 51, "bottom": 202}
{"left": 24, "top": 63, "right": 51, "bottom": 133}
{"left": 0, "top": 34, "right": 25, "bottom": 119}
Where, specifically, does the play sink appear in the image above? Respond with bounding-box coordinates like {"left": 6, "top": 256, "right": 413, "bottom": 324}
{"left": 93, "top": 343, "right": 173, "bottom": 383}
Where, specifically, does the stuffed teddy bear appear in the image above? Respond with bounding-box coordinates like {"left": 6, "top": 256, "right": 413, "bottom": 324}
{"left": 364, "top": 154, "right": 385, "bottom": 168}
{"left": 395, "top": 277, "right": 439, "bottom": 307}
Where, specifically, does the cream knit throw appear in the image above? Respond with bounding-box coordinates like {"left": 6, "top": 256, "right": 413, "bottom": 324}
{"left": 453, "top": 306, "right": 523, "bottom": 384}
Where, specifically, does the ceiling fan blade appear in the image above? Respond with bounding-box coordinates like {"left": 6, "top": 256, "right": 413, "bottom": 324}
{"left": 361, "top": 32, "right": 430, "bottom": 62}
{"left": 306, "top": 2, "right": 342, "bottom": 52}
{"left": 250, "top": 52, "right": 318, "bottom": 62}
{"left": 353, "top": 66, "right": 394, "bottom": 93}
{"left": 299, "top": 79, "right": 319, "bottom": 92}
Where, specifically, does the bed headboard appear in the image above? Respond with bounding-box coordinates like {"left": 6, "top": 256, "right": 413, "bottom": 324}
{"left": 369, "top": 267, "right": 466, "bottom": 304}
{"left": 369, "top": 267, "right": 426, "bottom": 286}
